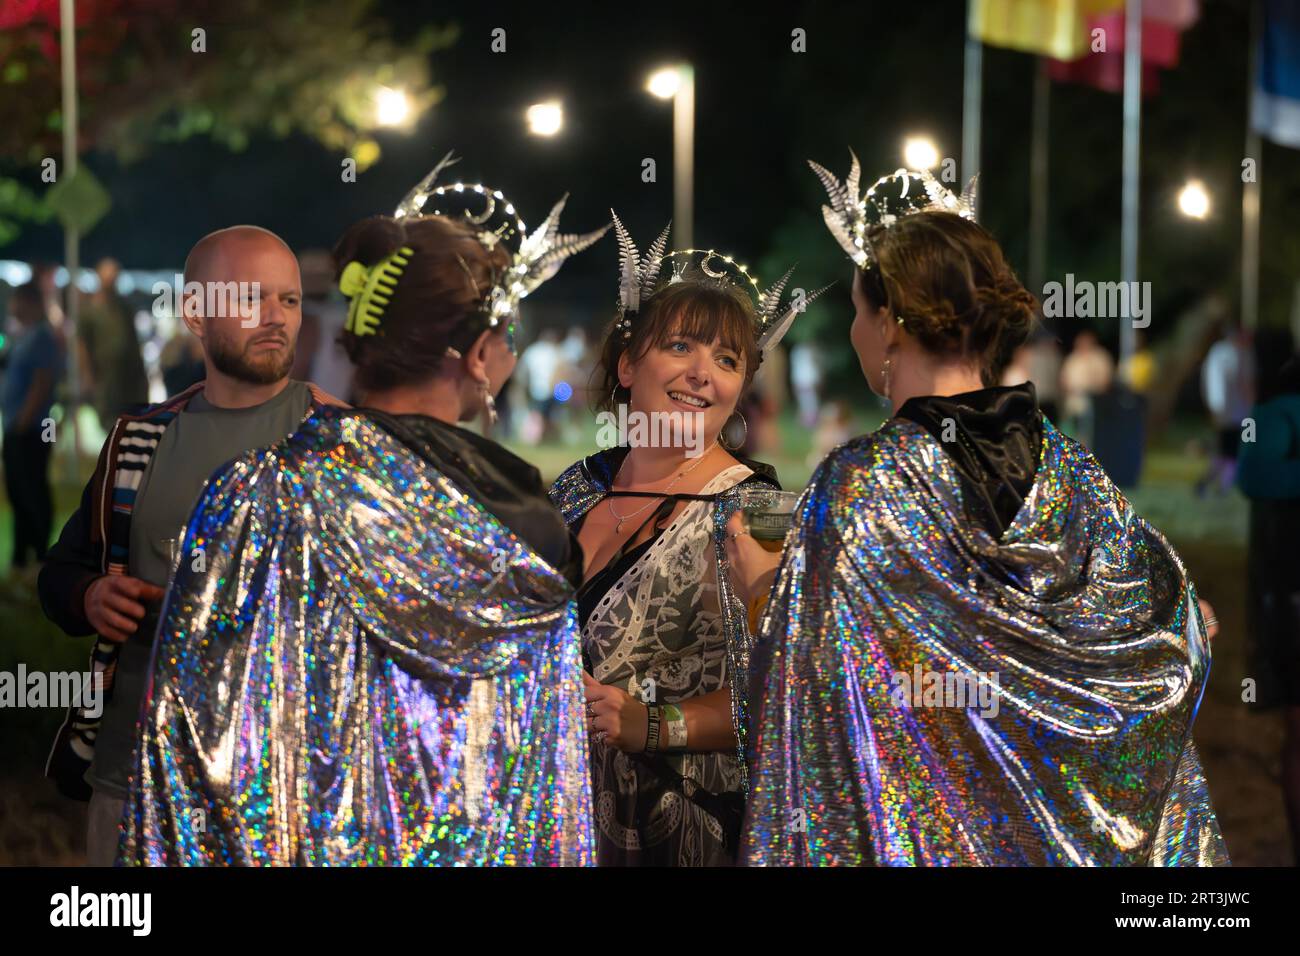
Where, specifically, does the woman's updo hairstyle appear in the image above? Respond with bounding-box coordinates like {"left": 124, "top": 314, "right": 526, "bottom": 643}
{"left": 593, "top": 270, "right": 761, "bottom": 412}
{"left": 858, "top": 211, "right": 1039, "bottom": 386}
{"left": 332, "top": 214, "right": 511, "bottom": 393}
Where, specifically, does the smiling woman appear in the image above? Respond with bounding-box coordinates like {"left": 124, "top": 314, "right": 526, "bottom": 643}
{"left": 550, "top": 262, "right": 781, "bottom": 867}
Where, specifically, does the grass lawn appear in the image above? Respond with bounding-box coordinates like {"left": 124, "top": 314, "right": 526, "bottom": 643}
{"left": 0, "top": 410, "right": 1283, "bottom": 864}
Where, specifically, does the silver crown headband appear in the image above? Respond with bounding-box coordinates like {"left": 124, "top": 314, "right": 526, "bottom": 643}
{"left": 611, "top": 211, "right": 828, "bottom": 358}
{"left": 392, "top": 151, "right": 609, "bottom": 351}
{"left": 809, "top": 150, "right": 978, "bottom": 269}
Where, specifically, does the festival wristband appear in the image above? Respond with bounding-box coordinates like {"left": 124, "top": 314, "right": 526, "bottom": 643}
{"left": 644, "top": 704, "right": 661, "bottom": 754}
{"left": 661, "top": 703, "right": 687, "bottom": 751}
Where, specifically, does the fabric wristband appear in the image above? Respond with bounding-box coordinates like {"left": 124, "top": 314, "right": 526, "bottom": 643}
{"left": 662, "top": 703, "right": 687, "bottom": 751}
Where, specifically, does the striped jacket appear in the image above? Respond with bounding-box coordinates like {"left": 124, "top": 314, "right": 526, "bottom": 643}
{"left": 38, "top": 380, "right": 345, "bottom": 800}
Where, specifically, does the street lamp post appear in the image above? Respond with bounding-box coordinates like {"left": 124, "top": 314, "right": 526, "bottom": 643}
{"left": 647, "top": 64, "right": 695, "bottom": 249}
{"left": 60, "top": 0, "right": 81, "bottom": 474}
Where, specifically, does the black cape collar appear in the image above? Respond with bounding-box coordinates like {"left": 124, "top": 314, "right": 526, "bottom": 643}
{"left": 896, "top": 382, "right": 1043, "bottom": 539}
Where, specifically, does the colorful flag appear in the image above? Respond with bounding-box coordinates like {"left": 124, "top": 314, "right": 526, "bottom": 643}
{"left": 971, "top": 0, "right": 1124, "bottom": 61}
{"left": 1252, "top": 0, "right": 1300, "bottom": 149}
{"left": 1048, "top": 0, "right": 1201, "bottom": 95}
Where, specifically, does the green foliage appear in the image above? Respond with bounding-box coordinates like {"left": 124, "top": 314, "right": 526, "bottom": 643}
{"left": 0, "top": 176, "right": 53, "bottom": 247}
{"left": 0, "top": 1, "right": 451, "bottom": 164}
{"left": 92, "top": 2, "right": 453, "bottom": 163}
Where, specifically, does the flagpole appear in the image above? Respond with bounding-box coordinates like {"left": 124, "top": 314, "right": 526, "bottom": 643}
{"left": 1242, "top": 0, "right": 1262, "bottom": 331}
{"left": 1120, "top": 0, "right": 1143, "bottom": 366}
{"left": 1029, "top": 56, "right": 1050, "bottom": 296}
{"left": 962, "top": 0, "right": 983, "bottom": 215}
{"left": 59, "top": 0, "right": 81, "bottom": 477}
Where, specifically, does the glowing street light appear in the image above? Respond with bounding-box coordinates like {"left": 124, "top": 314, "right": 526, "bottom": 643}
{"left": 374, "top": 86, "right": 412, "bottom": 127}
{"left": 903, "top": 135, "right": 940, "bottom": 171}
{"left": 645, "top": 63, "right": 695, "bottom": 247}
{"left": 646, "top": 67, "right": 683, "bottom": 99}
{"left": 526, "top": 100, "right": 564, "bottom": 137}
{"left": 1178, "top": 180, "right": 1210, "bottom": 219}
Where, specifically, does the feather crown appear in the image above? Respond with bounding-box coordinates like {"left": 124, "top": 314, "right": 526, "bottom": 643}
{"left": 808, "top": 150, "right": 977, "bottom": 269}
{"left": 610, "top": 211, "right": 829, "bottom": 357}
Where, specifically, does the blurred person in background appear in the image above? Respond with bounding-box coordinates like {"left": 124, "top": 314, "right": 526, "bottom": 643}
{"left": 2, "top": 282, "right": 64, "bottom": 574}
{"left": 809, "top": 398, "right": 852, "bottom": 469}
{"left": 78, "top": 257, "right": 148, "bottom": 429}
{"left": 518, "top": 326, "right": 562, "bottom": 442}
{"left": 1060, "top": 329, "right": 1114, "bottom": 437}
{"left": 1000, "top": 341, "right": 1032, "bottom": 387}
{"left": 1026, "top": 332, "right": 1063, "bottom": 422}
{"left": 1119, "top": 328, "right": 1157, "bottom": 395}
{"left": 33, "top": 262, "right": 65, "bottom": 333}
{"left": 555, "top": 325, "right": 593, "bottom": 441}
{"left": 789, "top": 340, "right": 824, "bottom": 429}
{"left": 1237, "top": 352, "right": 1300, "bottom": 864}
{"left": 159, "top": 327, "right": 206, "bottom": 395}
{"left": 746, "top": 339, "right": 786, "bottom": 454}
{"left": 1199, "top": 320, "right": 1255, "bottom": 496}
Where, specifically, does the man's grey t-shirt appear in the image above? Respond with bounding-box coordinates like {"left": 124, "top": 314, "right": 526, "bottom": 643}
{"left": 88, "top": 381, "right": 312, "bottom": 797}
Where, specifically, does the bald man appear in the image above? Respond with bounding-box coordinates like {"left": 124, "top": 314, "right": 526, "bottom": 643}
{"left": 38, "top": 226, "right": 345, "bottom": 864}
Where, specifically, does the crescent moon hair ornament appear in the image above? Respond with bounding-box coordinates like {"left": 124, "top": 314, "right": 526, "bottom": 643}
{"left": 463, "top": 189, "right": 496, "bottom": 225}
{"left": 700, "top": 253, "right": 726, "bottom": 278}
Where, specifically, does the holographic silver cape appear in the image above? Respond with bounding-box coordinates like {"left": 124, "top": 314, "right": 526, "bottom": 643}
{"left": 119, "top": 410, "right": 592, "bottom": 865}
{"left": 743, "top": 418, "right": 1228, "bottom": 866}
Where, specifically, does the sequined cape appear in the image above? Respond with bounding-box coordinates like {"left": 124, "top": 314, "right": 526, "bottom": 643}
{"left": 118, "top": 409, "right": 592, "bottom": 865}
{"left": 742, "top": 418, "right": 1228, "bottom": 866}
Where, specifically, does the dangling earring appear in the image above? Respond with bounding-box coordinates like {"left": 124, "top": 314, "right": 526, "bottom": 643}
{"left": 721, "top": 410, "right": 748, "bottom": 451}
{"left": 480, "top": 378, "right": 498, "bottom": 426}
{"left": 882, "top": 354, "right": 893, "bottom": 401}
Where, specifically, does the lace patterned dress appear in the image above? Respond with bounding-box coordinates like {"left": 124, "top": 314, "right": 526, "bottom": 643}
{"left": 551, "top": 449, "right": 779, "bottom": 866}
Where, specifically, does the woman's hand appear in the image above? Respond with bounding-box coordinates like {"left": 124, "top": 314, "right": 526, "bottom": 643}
{"left": 723, "top": 511, "right": 783, "bottom": 607}
{"left": 1198, "top": 598, "right": 1220, "bottom": 641}
{"left": 583, "top": 671, "right": 649, "bottom": 753}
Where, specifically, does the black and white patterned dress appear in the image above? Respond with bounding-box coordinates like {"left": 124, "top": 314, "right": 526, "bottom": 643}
{"left": 551, "top": 449, "right": 779, "bottom": 866}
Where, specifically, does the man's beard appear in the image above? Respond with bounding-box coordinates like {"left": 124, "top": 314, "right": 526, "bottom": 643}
{"left": 207, "top": 331, "right": 294, "bottom": 385}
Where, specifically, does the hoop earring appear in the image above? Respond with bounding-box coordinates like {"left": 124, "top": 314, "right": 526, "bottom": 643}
{"left": 480, "top": 378, "right": 498, "bottom": 426}
{"left": 721, "top": 411, "right": 748, "bottom": 451}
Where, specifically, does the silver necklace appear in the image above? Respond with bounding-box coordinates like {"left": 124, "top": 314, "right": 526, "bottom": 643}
{"left": 606, "top": 443, "right": 718, "bottom": 535}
